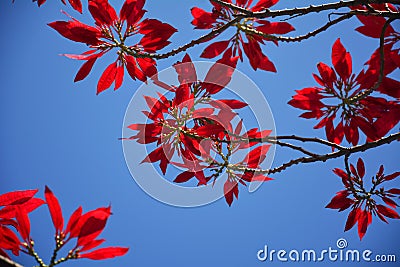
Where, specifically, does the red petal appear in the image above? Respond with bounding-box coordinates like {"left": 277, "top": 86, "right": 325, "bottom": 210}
{"left": 376, "top": 204, "right": 400, "bottom": 219}
{"left": 388, "top": 188, "right": 400, "bottom": 195}
{"left": 200, "top": 40, "right": 230, "bottom": 59}
{"left": 252, "top": 0, "right": 279, "bottom": 11}
{"left": 0, "top": 189, "right": 38, "bottom": 206}
{"left": 44, "top": 186, "right": 64, "bottom": 233}
{"left": 88, "top": 0, "right": 118, "bottom": 26}
{"left": 174, "top": 172, "right": 195, "bottom": 183}
{"left": 66, "top": 206, "right": 82, "bottom": 237}
{"left": 79, "top": 247, "right": 129, "bottom": 260}
{"left": 344, "top": 208, "right": 360, "bottom": 231}
{"left": 174, "top": 54, "right": 197, "bottom": 84}
{"left": 223, "top": 180, "right": 238, "bottom": 206}
{"left": 383, "top": 171, "right": 400, "bottom": 181}
{"left": 191, "top": 7, "right": 217, "bottom": 29}
{"left": 68, "top": 0, "right": 83, "bottom": 13}
{"left": 77, "top": 206, "right": 112, "bottom": 247}
{"left": 74, "top": 57, "right": 99, "bottom": 82}
{"left": 331, "top": 38, "right": 352, "bottom": 81}
{"left": 356, "top": 158, "right": 365, "bottom": 179}
{"left": 382, "top": 197, "right": 398, "bottom": 209}
{"left": 15, "top": 207, "right": 30, "bottom": 241}
{"left": 120, "top": 0, "right": 146, "bottom": 27}
{"left": 97, "top": 61, "right": 118, "bottom": 94}
{"left": 210, "top": 99, "right": 248, "bottom": 109}
{"left": 256, "top": 21, "right": 295, "bottom": 35}
{"left": 80, "top": 239, "right": 106, "bottom": 252}
{"left": 48, "top": 21, "right": 101, "bottom": 46}
{"left": 114, "top": 64, "right": 124, "bottom": 90}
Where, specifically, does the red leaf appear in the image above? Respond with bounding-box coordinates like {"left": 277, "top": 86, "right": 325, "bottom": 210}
{"left": 256, "top": 21, "right": 295, "bottom": 35}
{"left": 74, "top": 57, "right": 99, "bottom": 82}
{"left": 77, "top": 206, "right": 112, "bottom": 247}
{"left": 0, "top": 198, "right": 45, "bottom": 219}
{"left": 252, "top": 0, "right": 278, "bottom": 11}
{"left": 44, "top": 186, "right": 64, "bottom": 234}
{"left": 331, "top": 38, "right": 352, "bottom": 81}
{"left": 196, "top": 124, "right": 225, "bottom": 137}
{"left": 244, "top": 145, "right": 270, "bottom": 168}
{"left": 325, "top": 191, "right": 353, "bottom": 210}
{"left": 68, "top": 0, "right": 82, "bottom": 13}
{"left": 125, "top": 55, "right": 146, "bottom": 82}
{"left": 200, "top": 40, "right": 230, "bottom": 59}
{"left": 88, "top": 0, "right": 118, "bottom": 26}
{"left": 0, "top": 189, "right": 38, "bottom": 206}
{"left": 120, "top": 0, "right": 146, "bottom": 27}
{"left": 191, "top": 7, "right": 217, "bottom": 29}
{"left": 137, "top": 57, "right": 157, "bottom": 78}
{"left": 316, "top": 62, "right": 336, "bottom": 88}
{"left": 388, "top": 188, "right": 400, "bottom": 195}
{"left": 97, "top": 62, "right": 117, "bottom": 94}
{"left": 80, "top": 239, "right": 106, "bottom": 252}
{"left": 376, "top": 204, "right": 400, "bottom": 219}
{"left": 210, "top": 99, "right": 248, "bottom": 109}
{"left": 48, "top": 21, "right": 101, "bottom": 46}
{"left": 382, "top": 197, "right": 398, "bottom": 209}
{"left": 356, "top": 158, "right": 365, "bottom": 179}
{"left": 15, "top": 207, "right": 30, "bottom": 242}
{"left": 383, "top": 171, "right": 400, "bottom": 181}
{"left": 114, "top": 64, "right": 124, "bottom": 90}
{"left": 223, "top": 180, "right": 238, "bottom": 206}
{"left": 203, "top": 52, "right": 238, "bottom": 94}
{"left": 66, "top": 206, "right": 82, "bottom": 238}
{"left": 174, "top": 54, "right": 197, "bottom": 84}
{"left": 79, "top": 247, "right": 129, "bottom": 260}
{"left": 174, "top": 172, "right": 195, "bottom": 183}
{"left": 345, "top": 208, "right": 360, "bottom": 231}
{"left": 357, "top": 210, "right": 370, "bottom": 240}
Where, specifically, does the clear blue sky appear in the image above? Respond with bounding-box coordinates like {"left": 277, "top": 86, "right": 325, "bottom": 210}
{"left": 0, "top": 0, "right": 399, "bottom": 266}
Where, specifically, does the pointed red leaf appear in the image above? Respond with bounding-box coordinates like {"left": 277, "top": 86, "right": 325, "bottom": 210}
{"left": 331, "top": 38, "right": 352, "bottom": 81}
{"left": 344, "top": 207, "right": 360, "bottom": 231}
{"left": 200, "top": 40, "right": 230, "bottom": 59}
{"left": 44, "top": 186, "right": 64, "bottom": 234}
{"left": 383, "top": 171, "right": 400, "bottom": 181}
{"left": 0, "top": 190, "right": 38, "bottom": 206}
{"left": 97, "top": 62, "right": 117, "bottom": 94}
{"left": 68, "top": 0, "right": 82, "bottom": 13}
{"left": 376, "top": 204, "right": 400, "bottom": 219}
{"left": 15, "top": 207, "right": 30, "bottom": 242}
{"left": 79, "top": 247, "right": 129, "bottom": 260}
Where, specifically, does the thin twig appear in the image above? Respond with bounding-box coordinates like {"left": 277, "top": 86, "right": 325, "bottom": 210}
{"left": 230, "top": 132, "right": 400, "bottom": 174}
{"left": 0, "top": 255, "right": 24, "bottom": 267}
{"left": 123, "top": 16, "right": 243, "bottom": 59}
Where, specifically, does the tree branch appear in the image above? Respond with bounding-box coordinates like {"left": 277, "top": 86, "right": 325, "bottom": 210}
{"left": 0, "top": 255, "right": 24, "bottom": 267}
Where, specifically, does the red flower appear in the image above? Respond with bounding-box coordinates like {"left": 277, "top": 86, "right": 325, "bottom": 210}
{"left": 42, "top": 187, "right": 129, "bottom": 261}
{"left": 192, "top": 0, "right": 294, "bottom": 72}
{"left": 49, "top": 0, "right": 176, "bottom": 94}
{"left": 327, "top": 158, "right": 400, "bottom": 240}
{"left": 289, "top": 38, "right": 400, "bottom": 145}
{"left": 0, "top": 189, "right": 44, "bottom": 257}
{"left": 33, "top": 0, "right": 82, "bottom": 13}
{"left": 126, "top": 54, "right": 273, "bottom": 206}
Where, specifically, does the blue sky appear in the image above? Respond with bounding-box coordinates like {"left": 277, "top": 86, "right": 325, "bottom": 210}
{"left": 1, "top": 0, "right": 399, "bottom": 266}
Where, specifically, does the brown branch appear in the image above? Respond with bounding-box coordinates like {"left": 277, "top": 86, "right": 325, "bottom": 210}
{"left": 241, "top": 0, "right": 400, "bottom": 19}
{"left": 229, "top": 132, "right": 400, "bottom": 174}
{"left": 123, "top": 16, "right": 243, "bottom": 59}
{"left": 0, "top": 255, "right": 24, "bottom": 267}
{"left": 239, "top": 13, "right": 353, "bottom": 42}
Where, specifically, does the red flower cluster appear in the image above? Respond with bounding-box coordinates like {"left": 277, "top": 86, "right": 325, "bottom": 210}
{"left": 326, "top": 158, "right": 400, "bottom": 240}
{"left": 0, "top": 189, "right": 44, "bottom": 258}
{"left": 49, "top": 0, "right": 176, "bottom": 94}
{"left": 32, "top": 0, "right": 82, "bottom": 13}
{"left": 191, "top": 0, "right": 295, "bottom": 72}
{"left": 127, "top": 54, "right": 273, "bottom": 206}
{"left": 289, "top": 38, "right": 400, "bottom": 145}
{"left": 0, "top": 186, "right": 128, "bottom": 263}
